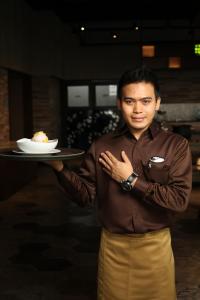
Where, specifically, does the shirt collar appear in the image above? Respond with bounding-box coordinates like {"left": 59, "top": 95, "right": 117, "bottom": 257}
{"left": 114, "top": 120, "right": 161, "bottom": 139}
{"left": 148, "top": 120, "right": 161, "bottom": 139}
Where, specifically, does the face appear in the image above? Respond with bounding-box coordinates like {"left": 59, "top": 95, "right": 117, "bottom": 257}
{"left": 117, "top": 82, "right": 160, "bottom": 139}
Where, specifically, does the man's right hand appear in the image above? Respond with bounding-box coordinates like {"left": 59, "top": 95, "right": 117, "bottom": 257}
{"left": 44, "top": 160, "right": 64, "bottom": 172}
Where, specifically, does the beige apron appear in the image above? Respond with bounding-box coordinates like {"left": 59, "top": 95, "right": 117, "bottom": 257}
{"left": 98, "top": 227, "right": 176, "bottom": 300}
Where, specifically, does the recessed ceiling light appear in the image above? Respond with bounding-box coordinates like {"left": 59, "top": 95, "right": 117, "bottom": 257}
{"left": 112, "top": 34, "right": 118, "bottom": 39}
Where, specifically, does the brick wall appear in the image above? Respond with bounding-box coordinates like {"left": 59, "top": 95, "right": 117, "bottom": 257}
{"left": 0, "top": 71, "right": 62, "bottom": 143}
{"left": 32, "top": 77, "right": 61, "bottom": 142}
{"left": 0, "top": 69, "right": 10, "bottom": 141}
{"left": 158, "top": 70, "right": 200, "bottom": 103}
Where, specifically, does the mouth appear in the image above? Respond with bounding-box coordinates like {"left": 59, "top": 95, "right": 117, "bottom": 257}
{"left": 131, "top": 117, "right": 145, "bottom": 122}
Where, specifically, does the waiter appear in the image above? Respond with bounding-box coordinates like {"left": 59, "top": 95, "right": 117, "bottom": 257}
{"left": 49, "top": 66, "right": 192, "bottom": 300}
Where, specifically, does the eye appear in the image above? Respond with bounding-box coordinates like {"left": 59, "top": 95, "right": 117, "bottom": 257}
{"left": 142, "top": 99, "right": 151, "bottom": 105}
{"left": 124, "top": 99, "right": 133, "bottom": 105}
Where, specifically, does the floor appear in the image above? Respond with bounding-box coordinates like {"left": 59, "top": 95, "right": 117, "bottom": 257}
{"left": 0, "top": 164, "right": 200, "bottom": 300}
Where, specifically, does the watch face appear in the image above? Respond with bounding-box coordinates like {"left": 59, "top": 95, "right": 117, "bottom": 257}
{"left": 121, "top": 181, "right": 132, "bottom": 191}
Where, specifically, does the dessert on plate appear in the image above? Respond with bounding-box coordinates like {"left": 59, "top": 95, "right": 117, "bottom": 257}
{"left": 16, "top": 131, "right": 58, "bottom": 153}
{"left": 31, "top": 131, "right": 48, "bottom": 143}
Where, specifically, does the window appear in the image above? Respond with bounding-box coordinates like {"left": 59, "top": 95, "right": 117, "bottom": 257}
{"left": 168, "top": 57, "right": 181, "bottom": 69}
{"left": 95, "top": 85, "right": 117, "bottom": 106}
{"left": 142, "top": 45, "right": 155, "bottom": 57}
{"left": 67, "top": 86, "right": 89, "bottom": 107}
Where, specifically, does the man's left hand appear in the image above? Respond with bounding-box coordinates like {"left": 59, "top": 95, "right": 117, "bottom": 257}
{"left": 99, "top": 150, "right": 133, "bottom": 182}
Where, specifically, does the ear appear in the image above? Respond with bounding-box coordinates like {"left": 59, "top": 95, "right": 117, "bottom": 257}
{"left": 155, "top": 97, "right": 161, "bottom": 111}
{"left": 117, "top": 98, "right": 121, "bottom": 110}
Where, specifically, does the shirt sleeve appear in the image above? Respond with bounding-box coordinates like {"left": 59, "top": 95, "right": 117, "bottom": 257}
{"left": 57, "top": 143, "right": 96, "bottom": 207}
{"left": 133, "top": 138, "right": 192, "bottom": 212}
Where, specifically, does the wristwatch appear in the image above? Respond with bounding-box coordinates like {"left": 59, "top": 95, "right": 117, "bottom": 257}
{"left": 120, "top": 171, "right": 139, "bottom": 191}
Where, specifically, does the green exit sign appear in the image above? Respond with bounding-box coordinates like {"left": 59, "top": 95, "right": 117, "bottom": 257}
{"left": 194, "top": 44, "right": 200, "bottom": 56}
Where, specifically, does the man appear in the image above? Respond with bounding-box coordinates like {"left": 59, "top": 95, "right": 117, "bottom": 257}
{"left": 50, "top": 66, "right": 192, "bottom": 300}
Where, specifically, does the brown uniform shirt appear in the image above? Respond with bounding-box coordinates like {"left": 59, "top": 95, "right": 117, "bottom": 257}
{"left": 58, "top": 121, "right": 192, "bottom": 234}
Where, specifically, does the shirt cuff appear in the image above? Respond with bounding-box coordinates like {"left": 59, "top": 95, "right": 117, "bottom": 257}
{"left": 133, "top": 177, "right": 151, "bottom": 197}
{"left": 54, "top": 166, "right": 69, "bottom": 183}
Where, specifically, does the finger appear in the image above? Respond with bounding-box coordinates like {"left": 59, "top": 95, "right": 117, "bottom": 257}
{"left": 99, "top": 157, "right": 112, "bottom": 170}
{"left": 104, "top": 151, "right": 118, "bottom": 163}
{"left": 100, "top": 153, "right": 114, "bottom": 167}
{"left": 121, "top": 150, "right": 130, "bottom": 163}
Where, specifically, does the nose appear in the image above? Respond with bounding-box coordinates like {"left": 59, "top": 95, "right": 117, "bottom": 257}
{"left": 133, "top": 101, "right": 142, "bottom": 113}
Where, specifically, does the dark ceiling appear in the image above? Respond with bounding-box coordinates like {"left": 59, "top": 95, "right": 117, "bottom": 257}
{"left": 25, "top": 0, "right": 200, "bottom": 45}
{"left": 25, "top": 0, "right": 200, "bottom": 23}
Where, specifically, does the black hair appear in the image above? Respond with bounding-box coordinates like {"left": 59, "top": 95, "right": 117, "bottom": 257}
{"left": 117, "top": 66, "right": 160, "bottom": 100}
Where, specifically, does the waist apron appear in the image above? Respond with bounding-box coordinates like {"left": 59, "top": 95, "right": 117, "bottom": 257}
{"left": 97, "top": 227, "right": 176, "bottom": 300}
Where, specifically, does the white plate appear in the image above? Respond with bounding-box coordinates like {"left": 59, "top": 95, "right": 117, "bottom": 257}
{"left": 12, "top": 149, "right": 61, "bottom": 155}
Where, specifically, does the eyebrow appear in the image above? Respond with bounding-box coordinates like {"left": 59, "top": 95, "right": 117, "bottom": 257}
{"left": 123, "top": 96, "right": 153, "bottom": 101}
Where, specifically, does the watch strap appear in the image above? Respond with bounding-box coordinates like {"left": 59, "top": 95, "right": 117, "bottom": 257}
{"left": 120, "top": 171, "right": 139, "bottom": 191}
{"left": 127, "top": 171, "right": 139, "bottom": 183}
